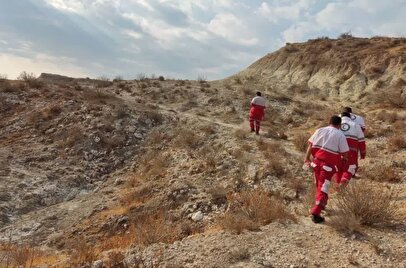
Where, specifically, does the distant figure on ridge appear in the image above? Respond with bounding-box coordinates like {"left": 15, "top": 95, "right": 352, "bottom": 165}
{"left": 249, "top": 91, "right": 266, "bottom": 135}
{"left": 334, "top": 112, "right": 366, "bottom": 186}
{"left": 304, "top": 115, "right": 349, "bottom": 223}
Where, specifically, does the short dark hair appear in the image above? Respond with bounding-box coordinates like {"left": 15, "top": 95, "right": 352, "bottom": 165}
{"left": 330, "top": 115, "right": 342, "bottom": 126}
{"left": 341, "top": 112, "right": 351, "bottom": 118}
{"left": 256, "top": 91, "right": 261, "bottom": 96}
{"left": 343, "top": 106, "right": 352, "bottom": 113}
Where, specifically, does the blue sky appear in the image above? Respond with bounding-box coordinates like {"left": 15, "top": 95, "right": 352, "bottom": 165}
{"left": 0, "top": 0, "right": 405, "bottom": 80}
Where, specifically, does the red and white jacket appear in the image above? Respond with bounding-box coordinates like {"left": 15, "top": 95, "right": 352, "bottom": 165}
{"left": 350, "top": 113, "right": 366, "bottom": 132}
{"left": 308, "top": 126, "right": 349, "bottom": 167}
{"left": 249, "top": 96, "right": 266, "bottom": 120}
{"left": 340, "top": 116, "right": 366, "bottom": 163}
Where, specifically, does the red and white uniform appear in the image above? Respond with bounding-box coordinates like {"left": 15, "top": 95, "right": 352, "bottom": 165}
{"left": 249, "top": 96, "right": 266, "bottom": 133}
{"left": 350, "top": 113, "right": 366, "bottom": 132}
{"left": 308, "top": 126, "right": 349, "bottom": 216}
{"left": 334, "top": 117, "right": 366, "bottom": 184}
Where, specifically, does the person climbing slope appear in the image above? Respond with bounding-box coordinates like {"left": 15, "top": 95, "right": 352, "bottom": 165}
{"left": 249, "top": 91, "right": 266, "bottom": 135}
{"left": 304, "top": 115, "right": 349, "bottom": 223}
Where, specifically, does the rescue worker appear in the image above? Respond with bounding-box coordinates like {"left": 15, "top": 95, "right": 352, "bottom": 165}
{"left": 249, "top": 92, "right": 266, "bottom": 135}
{"left": 343, "top": 107, "right": 366, "bottom": 176}
{"left": 343, "top": 107, "right": 366, "bottom": 132}
{"left": 304, "top": 116, "right": 349, "bottom": 223}
{"left": 334, "top": 112, "right": 366, "bottom": 185}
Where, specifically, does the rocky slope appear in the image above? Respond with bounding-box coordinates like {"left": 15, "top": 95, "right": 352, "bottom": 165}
{"left": 0, "top": 37, "right": 405, "bottom": 267}
{"left": 236, "top": 36, "right": 406, "bottom": 103}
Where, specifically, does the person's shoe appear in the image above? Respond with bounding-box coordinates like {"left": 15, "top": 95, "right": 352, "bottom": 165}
{"left": 311, "top": 214, "right": 325, "bottom": 224}
{"left": 255, "top": 131, "right": 259, "bottom": 135}
{"left": 250, "top": 129, "right": 255, "bottom": 133}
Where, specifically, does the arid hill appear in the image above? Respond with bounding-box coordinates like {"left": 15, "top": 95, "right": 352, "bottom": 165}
{"left": 0, "top": 37, "right": 405, "bottom": 267}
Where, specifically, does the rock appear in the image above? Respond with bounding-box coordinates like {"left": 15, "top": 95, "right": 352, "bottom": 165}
{"left": 92, "top": 260, "right": 103, "bottom": 268}
{"left": 191, "top": 211, "right": 203, "bottom": 222}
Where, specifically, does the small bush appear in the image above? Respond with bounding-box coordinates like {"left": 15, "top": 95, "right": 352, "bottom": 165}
{"left": 218, "top": 189, "right": 296, "bottom": 233}
{"left": 292, "top": 131, "right": 310, "bottom": 152}
{"left": 330, "top": 181, "right": 401, "bottom": 233}
{"left": 158, "top": 75, "right": 165, "bottom": 81}
{"left": 234, "top": 128, "right": 248, "bottom": 140}
{"left": 173, "top": 128, "right": 199, "bottom": 149}
{"left": 41, "top": 104, "right": 62, "bottom": 120}
{"left": 70, "top": 241, "right": 98, "bottom": 266}
{"left": 132, "top": 211, "right": 179, "bottom": 247}
{"left": 364, "top": 164, "right": 401, "bottom": 183}
{"left": 388, "top": 136, "right": 406, "bottom": 152}
{"left": 197, "top": 74, "right": 207, "bottom": 83}
{"left": 95, "top": 76, "right": 113, "bottom": 88}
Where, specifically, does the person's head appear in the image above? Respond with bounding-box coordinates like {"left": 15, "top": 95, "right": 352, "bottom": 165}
{"left": 256, "top": 91, "right": 261, "bottom": 96}
{"left": 341, "top": 112, "right": 351, "bottom": 118}
{"left": 343, "top": 106, "right": 352, "bottom": 113}
{"left": 329, "top": 115, "right": 342, "bottom": 127}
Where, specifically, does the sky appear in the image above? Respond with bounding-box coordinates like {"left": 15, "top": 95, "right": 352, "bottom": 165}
{"left": 0, "top": 0, "right": 405, "bottom": 80}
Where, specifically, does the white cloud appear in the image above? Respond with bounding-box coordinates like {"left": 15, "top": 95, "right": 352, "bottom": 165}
{"left": 208, "top": 13, "right": 258, "bottom": 46}
{"left": 43, "top": 0, "right": 84, "bottom": 13}
{"left": 257, "top": 0, "right": 316, "bottom": 23}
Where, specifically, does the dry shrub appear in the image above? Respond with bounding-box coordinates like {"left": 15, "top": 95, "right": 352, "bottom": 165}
{"left": 381, "top": 86, "right": 406, "bottom": 108}
{"left": 138, "top": 152, "right": 170, "bottom": 179}
{"left": 330, "top": 181, "right": 401, "bottom": 233}
{"left": 106, "top": 251, "right": 126, "bottom": 267}
{"left": 18, "top": 71, "right": 44, "bottom": 89}
{"left": 146, "top": 129, "right": 166, "bottom": 145}
{"left": 60, "top": 126, "right": 84, "bottom": 148}
{"left": 197, "top": 146, "right": 217, "bottom": 169}
{"left": 292, "top": 131, "right": 310, "bottom": 152}
{"left": 234, "top": 128, "right": 248, "bottom": 140}
{"left": 0, "top": 244, "right": 39, "bottom": 268}
{"left": 263, "top": 158, "right": 286, "bottom": 177}
{"left": 199, "top": 124, "right": 216, "bottom": 135}
{"left": 388, "top": 136, "right": 406, "bottom": 152}
{"left": 218, "top": 189, "right": 296, "bottom": 234}
{"left": 286, "top": 177, "right": 306, "bottom": 198}
{"left": 132, "top": 211, "right": 179, "bottom": 247}
{"left": 258, "top": 139, "right": 287, "bottom": 158}
{"left": 69, "top": 241, "right": 97, "bottom": 266}
{"left": 83, "top": 89, "right": 113, "bottom": 102}
{"left": 41, "top": 104, "right": 62, "bottom": 120}
{"left": 207, "top": 186, "right": 228, "bottom": 206}
{"left": 364, "top": 164, "right": 401, "bottom": 183}
{"left": 374, "top": 110, "right": 398, "bottom": 123}
{"left": 173, "top": 128, "right": 199, "bottom": 149}
{"left": 95, "top": 76, "right": 113, "bottom": 88}
{"left": 144, "top": 110, "right": 164, "bottom": 124}
{"left": 0, "top": 80, "right": 25, "bottom": 93}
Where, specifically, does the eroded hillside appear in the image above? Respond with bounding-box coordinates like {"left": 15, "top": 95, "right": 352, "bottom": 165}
{"left": 0, "top": 36, "right": 405, "bottom": 267}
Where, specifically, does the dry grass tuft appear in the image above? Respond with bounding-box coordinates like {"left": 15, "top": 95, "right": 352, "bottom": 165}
{"left": 69, "top": 241, "right": 98, "bottom": 267}
{"left": 234, "top": 128, "right": 248, "bottom": 140}
{"left": 132, "top": 211, "right": 179, "bottom": 247}
{"left": 388, "top": 136, "right": 406, "bottom": 152}
{"left": 138, "top": 152, "right": 170, "bottom": 179}
{"left": 217, "top": 189, "right": 296, "bottom": 234}
{"left": 41, "top": 104, "right": 62, "bottom": 120}
{"left": 292, "top": 131, "right": 310, "bottom": 152}
{"left": 173, "top": 128, "right": 200, "bottom": 149}
{"left": 329, "top": 180, "right": 401, "bottom": 234}
{"left": 363, "top": 164, "right": 401, "bottom": 183}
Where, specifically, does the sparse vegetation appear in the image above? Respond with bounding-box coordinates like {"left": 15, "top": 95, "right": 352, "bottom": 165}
{"left": 217, "top": 189, "right": 296, "bottom": 234}
{"left": 329, "top": 181, "right": 401, "bottom": 234}
{"left": 292, "top": 131, "right": 310, "bottom": 152}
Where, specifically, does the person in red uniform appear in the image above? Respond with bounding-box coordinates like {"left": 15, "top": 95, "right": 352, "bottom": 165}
{"left": 249, "top": 92, "right": 266, "bottom": 135}
{"left": 304, "top": 116, "right": 349, "bottom": 223}
{"left": 334, "top": 112, "right": 366, "bottom": 185}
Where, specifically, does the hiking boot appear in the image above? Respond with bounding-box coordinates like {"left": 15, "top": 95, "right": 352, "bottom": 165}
{"left": 251, "top": 129, "right": 255, "bottom": 133}
{"left": 311, "top": 214, "right": 325, "bottom": 224}
{"left": 255, "top": 131, "right": 259, "bottom": 135}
